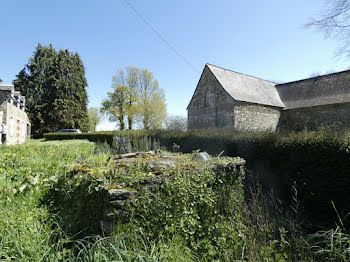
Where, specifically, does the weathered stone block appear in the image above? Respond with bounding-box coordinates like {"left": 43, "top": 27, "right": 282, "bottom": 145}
{"left": 108, "top": 189, "right": 137, "bottom": 200}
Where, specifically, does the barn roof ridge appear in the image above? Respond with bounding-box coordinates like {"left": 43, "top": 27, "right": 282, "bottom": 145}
{"left": 206, "top": 63, "right": 277, "bottom": 84}
{"left": 277, "top": 68, "right": 350, "bottom": 87}
{"left": 206, "top": 64, "right": 285, "bottom": 108}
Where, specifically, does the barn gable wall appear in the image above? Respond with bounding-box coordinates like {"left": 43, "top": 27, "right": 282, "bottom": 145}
{"left": 187, "top": 66, "right": 236, "bottom": 129}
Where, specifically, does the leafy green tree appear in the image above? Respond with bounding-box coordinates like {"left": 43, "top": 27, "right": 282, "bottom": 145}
{"left": 13, "top": 44, "right": 90, "bottom": 137}
{"left": 137, "top": 69, "right": 167, "bottom": 130}
{"left": 111, "top": 67, "right": 139, "bottom": 129}
{"left": 101, "top": 85, "right": 131, "bottom": 130}
{"left": 88, "top": 107, "right": 101, "bottom": 131}
{"left": 102, "top": 66, "right": 167, "bottom": 130}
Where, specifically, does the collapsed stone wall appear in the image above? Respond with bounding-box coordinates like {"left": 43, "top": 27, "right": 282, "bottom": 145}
{"left": 100, "top": 152, "right": 245, "bottom": 234}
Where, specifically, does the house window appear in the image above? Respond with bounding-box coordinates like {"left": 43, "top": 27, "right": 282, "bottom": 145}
{"left": 205, "top": 91, "right": 214, "bottom": 107}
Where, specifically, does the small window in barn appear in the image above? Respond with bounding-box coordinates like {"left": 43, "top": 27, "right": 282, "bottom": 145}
{"left": 205, "top": 92, "right": 214, "bottom": 107}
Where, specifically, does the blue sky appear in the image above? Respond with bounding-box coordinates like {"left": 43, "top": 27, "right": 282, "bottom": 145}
{"left": 1, "top": 0, "right": 349, "bottom": 130}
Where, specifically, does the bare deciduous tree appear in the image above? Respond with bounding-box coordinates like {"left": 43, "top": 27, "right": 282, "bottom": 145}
{"left": 166, "top": 115, "right": 187, "bottom": 131}
{"left": 305, "top": 0, "right": 350, "bottom": 55}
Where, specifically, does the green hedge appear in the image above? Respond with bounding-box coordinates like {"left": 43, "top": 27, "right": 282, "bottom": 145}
{"left": 162, "top": 129, "right": 350, "bottom": 228}
{"left": 44, "top": 128, "right": 350, "bottom": 227}
{"left": 154, "top": 129, "right": 350, "bottom": 226}
{"left": 43, "top": 131, "right": 115, "bottom": 145}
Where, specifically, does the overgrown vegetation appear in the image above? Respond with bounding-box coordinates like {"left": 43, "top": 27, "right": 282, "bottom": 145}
{"left": 2, "top": 136, "right": 350, "bottom": 261}
{"left": 44, "top": 128, "right": 350, "bottom": 227}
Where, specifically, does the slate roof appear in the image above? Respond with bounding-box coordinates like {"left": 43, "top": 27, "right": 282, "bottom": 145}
{"left": 0, "top": 85, "right": 13, "bottom": 104}
{"left": 207, "top": 64, "right": 285, "bottom": 108}
{"left": 0, "top": 84, "right": 25, "bottom": 107}
{"left": 276, "top": 69, "right": 350, "bottom": 109}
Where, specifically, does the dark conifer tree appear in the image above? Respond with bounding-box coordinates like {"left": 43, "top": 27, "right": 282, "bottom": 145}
{"left": 13, "top": 44, "right": 90, "bottom": 137}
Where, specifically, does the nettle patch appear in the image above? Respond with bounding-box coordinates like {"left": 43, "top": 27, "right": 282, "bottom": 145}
{"left": 43, "top": 150, "right": 246, "bottom": 260}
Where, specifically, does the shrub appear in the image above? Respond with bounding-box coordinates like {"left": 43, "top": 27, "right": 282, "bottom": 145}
{"left": 43, "top": 131, "right": 115, "bottom": 145}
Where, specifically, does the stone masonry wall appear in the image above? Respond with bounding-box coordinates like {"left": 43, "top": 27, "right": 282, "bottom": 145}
{"left": 0, "top": 103, "right": 6, "bottom": 124}
{"left": 187, "top": 66, "right": 236, "bottom": 129}
{"left": 234, "top": 101, "right": 281, "bottom": 132}
{"left": 3, "top": 102, "right": 30, "bottom": 145}
{"left": 278, "top": 103, "right": 350, "bottom": 131}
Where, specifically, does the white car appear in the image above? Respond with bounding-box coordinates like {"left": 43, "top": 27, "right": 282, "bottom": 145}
{"left": 57, "top": 129, "right": 82, "bottom": 133}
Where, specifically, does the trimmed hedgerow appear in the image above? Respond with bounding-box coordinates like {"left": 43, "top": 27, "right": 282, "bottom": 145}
{"left": 164, "top": 129, "right": 350, "bottom": 228}
{"left": 43, "top": 131, "right": 115, "bottom": 145}
{"left": 152, "top": 128, "right": 350, "bottom": 227}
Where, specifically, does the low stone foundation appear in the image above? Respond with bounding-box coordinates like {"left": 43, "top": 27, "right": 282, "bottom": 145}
{"left": 99, "top": 151, "right": 245, "bottom": 234}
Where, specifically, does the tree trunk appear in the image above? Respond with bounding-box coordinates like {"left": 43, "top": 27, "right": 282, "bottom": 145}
{"left": 128, "top": 116, "right": 132, "bottom": 130}
{"left": 119, "top": 117, "right": 125, "bottom": 130}
{"left": 143, "top": 117, "right": 149, "bottom": 130}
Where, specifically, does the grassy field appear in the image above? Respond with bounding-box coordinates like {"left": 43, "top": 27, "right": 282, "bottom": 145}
{"left": 0, "top": 140, "right": 197, "bottom": 261}
{"left": 0, "top": 139, "right": 350, "bottom": 261}
{"left": 0, "top": 140, "right": 93, "bottom": 261}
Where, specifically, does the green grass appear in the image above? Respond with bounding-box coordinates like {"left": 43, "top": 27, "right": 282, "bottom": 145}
{"left": 0, "top": 140, "right": 197, "bottom": 261}
{"left": 0, "top": 140, "right": 93, "bottom": 260}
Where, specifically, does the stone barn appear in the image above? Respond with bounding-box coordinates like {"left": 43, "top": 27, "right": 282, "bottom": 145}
{"left": 187, "top": 64, "right": 284, "bottom": 131}
{"left": 0, "top": 83, "right": 31, "bottom": 145}
{"left": 276, "top": 70, "right": 350, "bottom": 131}
{"left": 187, "top": 64, "right": 350, "bottom": 131}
